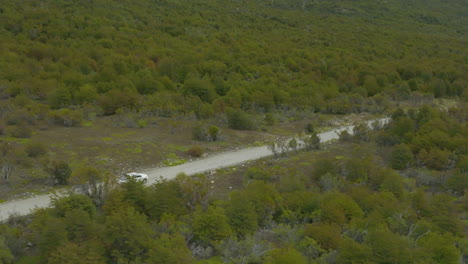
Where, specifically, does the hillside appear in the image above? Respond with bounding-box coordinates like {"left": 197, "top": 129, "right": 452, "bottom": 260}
{"left": 0, "top": 0, "right": 467, "bottom": 263}
{"left": 1, "top": 0, "right": 466, "bottom": 116}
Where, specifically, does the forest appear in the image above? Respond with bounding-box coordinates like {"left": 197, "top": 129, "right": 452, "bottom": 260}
{"left": 0, "top": 0, "right": 466, "bottom": 118}
{"left": 0, "top": 106, "right": 466, "bottom": 263}
{"left": 0, "top": 0, "right": 467, "bottom": 263}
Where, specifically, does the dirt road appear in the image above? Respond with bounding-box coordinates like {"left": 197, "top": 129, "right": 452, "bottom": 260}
{"left": 0, "top": 118, "right": 389, "bottom": 221}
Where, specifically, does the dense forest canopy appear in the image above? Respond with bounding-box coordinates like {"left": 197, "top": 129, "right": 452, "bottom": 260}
{"left": 0, "top": 0, "right": 467, "bottom": 117}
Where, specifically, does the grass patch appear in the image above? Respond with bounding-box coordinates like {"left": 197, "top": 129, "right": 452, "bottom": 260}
{"left": 101, "top": 137, "right": 113, "bottom": 141}
{"left": 126, "top": 146, "right": 143, "bottom": 154}
{"left": 163, "top": 153, "right": 187, "bottom": 166}
{"left": 167, "top": 144, "right": 189, "bottom": 152}
{"left": 0, "top": 136, "right": 31, "bottom": 144}
{"left": 110, "top": 131, "right": 137, "bottom": 138}
{"left": 82, "top": 121, "right": 93, "bottom": 127}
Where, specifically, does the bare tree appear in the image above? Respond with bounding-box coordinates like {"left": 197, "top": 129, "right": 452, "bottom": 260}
{"left": 0, "top": 143, "right": 16, "bottom": 183}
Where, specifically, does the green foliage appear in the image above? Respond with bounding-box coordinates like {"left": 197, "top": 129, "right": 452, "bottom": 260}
{"left": 226, "top": 109, "right": 256, "bottom": 130}
{"left": 305, "top": 123, "right": 315, "bottom": 134}
{"left": 263, "top": 248, "right": 307, "bottom": 264}
{"left": 225, "top": 192, "right": 258, "bottom": 237}
{"left": 193, "top": 206, "right": 232, "bottom": 245}
{"left": 187, "top": 146, "right": 204, "bottom": 158}
{"left": 320, "top": 192, "right": 364, "bottom": 225}
{"left": 144, "top": 180, "right": 187, "bottom": 221}
{"left": 264, "top": 113, "right": 276, "bottom": 126}
{"left": 147, "top": 233, "right": 194, "bottom": 264}
{"left": 75, "top": 84, "right": 98, "bottom": 105}
{"left": 6, "top": 125, "right": 32, "bottom": 138}
{"left": 51, "top": 194, "right": 96, "bottom": 219}
{"left": 48, "top": 109, "right": 83, "bottom": 127}
{"left": 337, "top": 238, "right": 373, "bottom": 264}
{"left": 48, "top": 242, "right": 105, "bottom": 264}
{"left": 98, "top": 88, "right": 139, "bottom": 115}
{"left": 25, "top": 141, "right": 47, "bottom": 158}
{"left": 46, "top": 160, "right": 72, "bottom": 185}
{"left": 49, "top": 87, "right": 72, "bottom": 109}
{"left": 29, "top": 211, "right": 69, "bottom": 260}
{"left": 208, "top": 125, "right": 219, "bottom": 141}
{"left": 184, "top": 78, "right": 216, "bottom": 103}
{"left": 0, "top": 236, "right": 13, "bottom": 264}
{"left": 304, "top": 223, "right": 342, "bottom": 250}
{"left": 192, "top": 124, "right": 209, "bottom": 141}
{"left": 104, "top": 207, "right": 153, "bottom": 262}
{"left": 366, "top": 228, "right": 412, "bottom": 264}
{"left": 390, "top": 144, "right": 414, "bottom": 169}
{"left": 416, "top": 233, "right": 460, "bottom": 264}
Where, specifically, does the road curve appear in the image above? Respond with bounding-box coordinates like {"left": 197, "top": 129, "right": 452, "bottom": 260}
{"left": 0, "top": 118, "right": 389, "bottom": 221}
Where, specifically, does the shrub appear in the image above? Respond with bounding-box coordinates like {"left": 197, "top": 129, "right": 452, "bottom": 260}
{"left": 7, "top": 125, "right": 32, "bottom": 138}
{"left": 137, "top": 119, "right": 148, "bottom": 128}
{"left": 48, "top": 109, "right": 83, "bottom": 127}
{"left": 25, "top": 141, "right": 47, "bottom": 157}
{"left": 46, "top": 160, "right": 72, "bottom": 185}
{"left": 0, "top": 121, "right": 5, "bottom": 135}
{"left": 227, "top": 109, "right": 256, "bottom": 130}
{"left": 208, "top": 125, "right": 219, "bottom": 141}
{"left": 192, "top": 124, "right": 209, "bottom": 141}
{"left": 187, "top": 146, "right": 204, "bottom": 158}
{"left": 390, "top": 144, "right": 414, "bottom": 170}
{"left": 264, "top": 113, "right": 276, "bottom": 126}
{"left": 305, "top": 123, "right": 315, "bottom": 133}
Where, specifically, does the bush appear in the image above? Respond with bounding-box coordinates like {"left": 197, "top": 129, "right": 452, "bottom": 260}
{"left": 137, "top": 119, "right": 148, "bottom": 128}
{"left": 6, "top": 125, "right": 32, "bottom": 138}
{"left": 192, "top": 124, "right": 209, "bottom": 141}
{"left": 264, "top": 113, "right": 276, "bottom": 126}
{"left": 208, "top": 125, "right": 219, "bottom": 141}
{"left": 305, "top": 123, "right": 315, "bottom": 133}
{"left": 227, "top": 109, "right": 256, "bottom": 130}
{"left": 25, "top": 141, "right": 47, "bottom": 157}
{"left": 390, "top": 144, "right": 414, "bottom": 170}
{"left": 48, "top": 109, "right": 83, "bottom": 127}
{"left": 0, "top": 121, "right": 5, "bottom": 135}
{"left": 46, "top": 160, "right": 72, "bottom": 185}
{"left": 187, "top": 146, "right": 204, "bottom": 158}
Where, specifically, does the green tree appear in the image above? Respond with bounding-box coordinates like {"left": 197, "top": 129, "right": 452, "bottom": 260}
{"left": 49, "top": 87, "right": 72, "bottom": 109}
{"left": 144, "top": 180, "right": 187, "bottom": 221}
{"left": 104, "top": 207, "right": 154, "bottom": 262}
{"left": 0, "top": 236, "right": 13, "bottom": 264}
{"left": 48, "top": 242, "right": 105, "bottom": 264}
{"left": 183, "top": 78, "right": 216, "bottom": 103}
{"left": 51, "top": 194, "right": 96, "bottom": 219}
{"left": 193, "top": 206, "right": 232, "bottom": 245}
{"left": 75, "top": 84, "right": 98, "bottom": 104}
{"left": 29, "top": 212, "right": 69, "bottom": 261}
{"left": 304, "top": 223, "right": 342, "bottom": 250}
{"left": 337, "top": 238, "right": 374, "bottom": 264}
{"left": 390, "top": 144, "right": 414, "bottom": 169}
{"left": 366, "top": 228, "right": 412, "bottom": 264}
{"left": 225, "top": 191, "right": 258, "bottom": 237}
{"left": 415, "top": 233, "right": 460, "bottom": 264}
{"left": 147, "top": 233, "right": 194, "bottom": 264}
{"left": 264, "top": 248, "right": 307, "bottom": 264}
{"left": 321, "top": 192, "right": 364, "bottom": 225}
{"left": 208, "top": 125, "right": 220, "bottom": 141}
{"left": 46, "top": 160, "right": 72, "bottom": 185}
{"left": 226, "top": 109, "right": 256, "bottom": 130}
